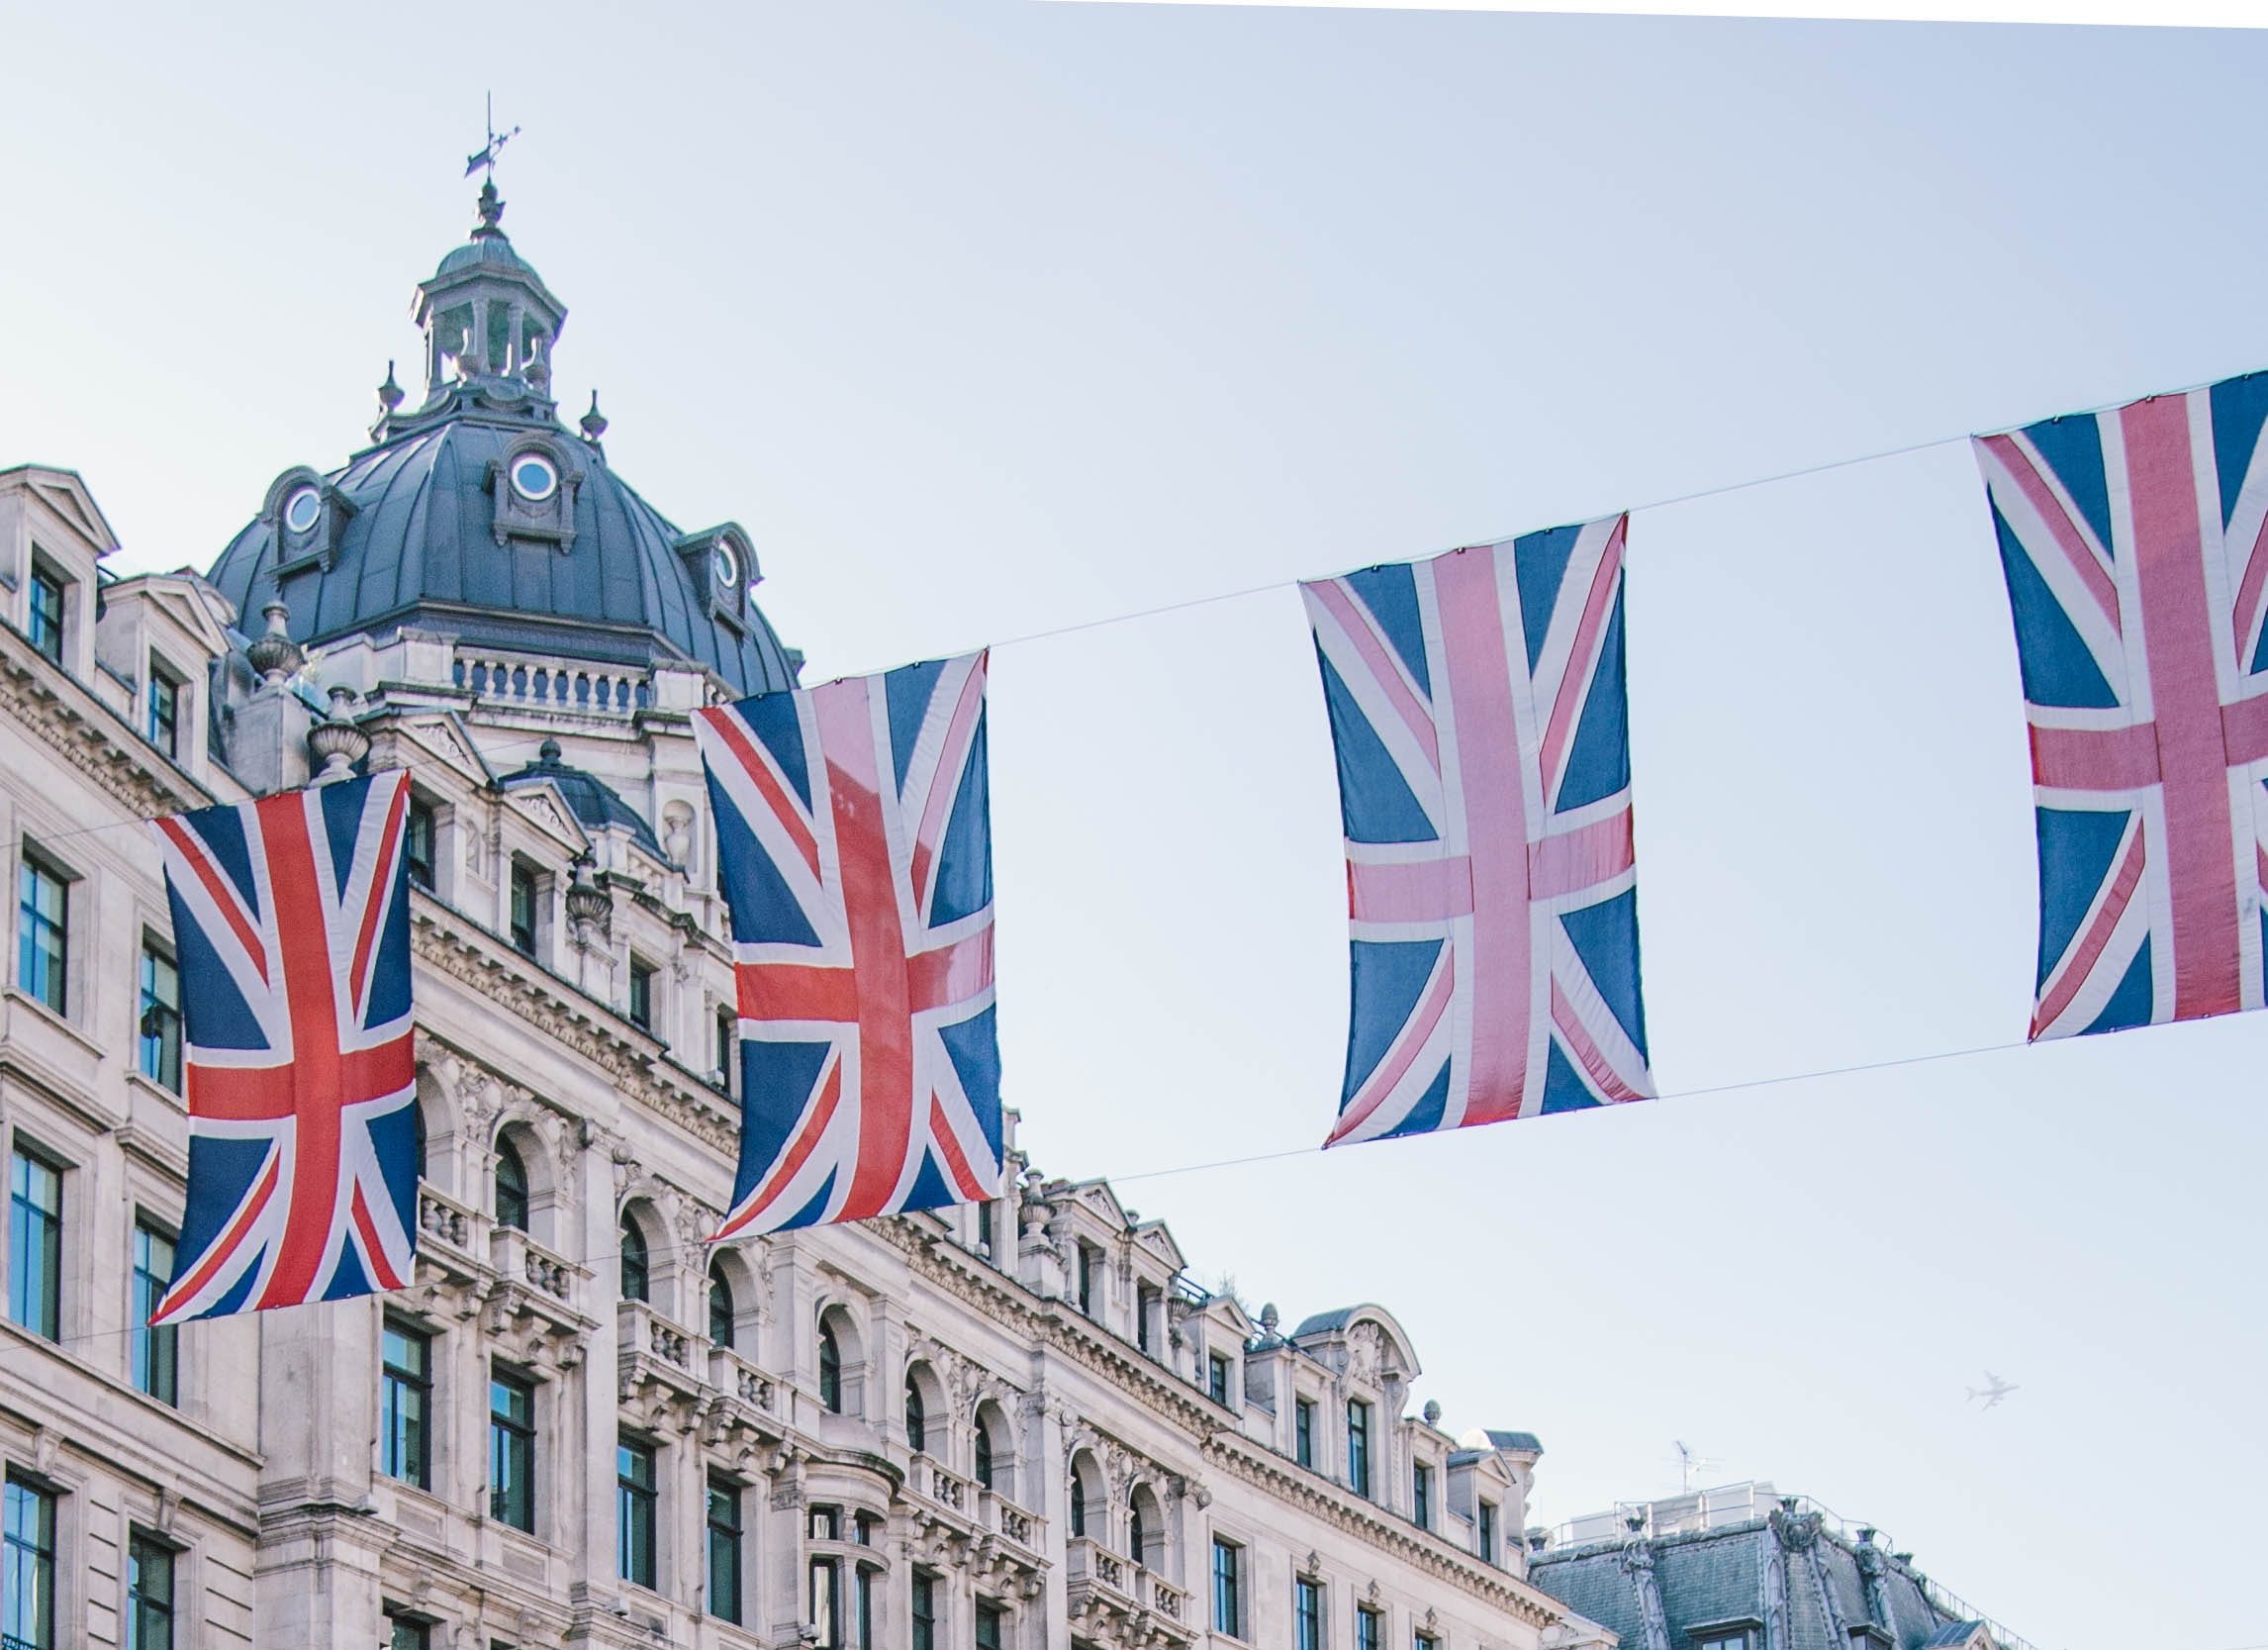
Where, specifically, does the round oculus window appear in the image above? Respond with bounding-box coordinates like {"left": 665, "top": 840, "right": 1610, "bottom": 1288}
{"left": 712, "top": 539, "right": 740, "bottom": 590}
{"left": 283, "top": 486, "right": 322, "bottom": 534}
{"left": 509, "top": 453, "right": 558, "bottom": 503}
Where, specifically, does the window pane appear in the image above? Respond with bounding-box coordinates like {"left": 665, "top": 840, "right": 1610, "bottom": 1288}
{"left": 1347, "top": 1400, "right": 1371, "bottom": 1498}
{"left": 494, "top": 1139, "right": 528, "bottom": 1232}
{"left": 910, "top": 1572, "right": 935, "bottom": 1650}
{"left": 1211, "top": 1539, "right": 1240, "bottom": 1635}
{"left": 490, "top": 1369, "right": 535, "bottom": 1531}
{"left": 709, "top": 1264, "right": 734, "bottom": 1349}
{"left": 133, "top": 1223, "right": 178, "bottom": 1405}
{"left": 380, "top": 1320, "right": 431, "bottom": 1488}
{"left": 128, "top": 1533, "right": 175, "bottom": 1650}
{"left": 28, "top": 572, "right": 62, "bottom": 663}
{"left": 617, "top": 1437, "right": 656, "bottom": 1589}
{"left": 146, "top": 670, "right": 179, "bottom": 756}
{"left": 139, "top": 944, "right": 181, "bottom": 1092}
{"left": 18, "top": 858, "right": 67, "bottom": 1016}
{"left": 405, "top": 801, "right": 435, "bottom": 891}
{"left": 8, "top": 1148, "right": 61, "bottom": 1340}
{"left": 4, "top": 1476, "right": 56, "bottom": 1650}
{"left": 975, "top": 1602, "right": 1001, "bottom": 1650}
{"left": 707, "top": 1476, "right": 742, "bottom": 1622}
{"left": 619, "top": 1220, "right": 648, "bottom": 1303}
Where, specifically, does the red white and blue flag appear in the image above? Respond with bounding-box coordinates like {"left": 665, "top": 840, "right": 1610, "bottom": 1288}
{"left": 696, "top": 652, "right": 1002, "bottom": 1237}
{"left": 1979, "top": 373, "right": 2268, "bottom": 1038}
{"left": 147, "top": 771, "right": 419, "bottom": 1324}
{"left": 1301, "top": 519, "right": 1654, "bottom": 1146}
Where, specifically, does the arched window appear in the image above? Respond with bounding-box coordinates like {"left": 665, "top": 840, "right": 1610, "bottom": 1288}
{"left": 619, "top": 1216, "right": 649, "bottom": 1304}
{"left": 1129, "top": 1498, "right": 1147, "bottom": 1566}
{"left": 818, "top": 1319, "right": 843, "bottom": 1412}
{"left": 974, "top": 1422, "right": 994, "bottom": 1491}
{"left": 495, "top": 1137, "right": 529, "bottom": 1231}
{"left": 905, "top": 1381, "right": 927, "bottom": 1453}
{"left": 412, "top": 1102, "right": 428, "bottom": 1182}
{"left": 1130, "top": 1482, "right": 1165, "bottom": 1570}
{"left": 1070, "top": 1474, "right": 1087, "bottom": 1537}
{"left": 709, "top": 1262, "right": 734, "bottom": 1348}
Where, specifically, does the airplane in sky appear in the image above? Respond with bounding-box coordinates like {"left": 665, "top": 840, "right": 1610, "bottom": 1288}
{"left": 1966, "top": 1372, "right": 2018, "bottom": 1409}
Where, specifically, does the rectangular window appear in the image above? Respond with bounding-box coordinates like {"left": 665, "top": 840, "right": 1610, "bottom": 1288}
{"left": 1412, "top": 1462, "right": 1432, "bottom": 1530}
{"left": 1136, "top": 1283, "right": 1158, "bottom": 1352}
{"left": 1208, "top": 1352, "right": 1232, "bottom": 1407}
{"left": 617, "top": 1435, "right": 657, "bottom": 1590}
{"left": 1210, "top": 1537, "right": 1241, "bottom": 1638}
{"left": 975, "top": 1601, "right": 1002, "bottom": 1650}
{"left": 1415, "top": 1636, "right": 1439, "bottom": 1650}
{"left": 976, "top": 1198, "right": 994, "bottom": 1259}
{"left": 1694, "top": 1636, "right": 1751, "bottom": 1650}
{"left": 380, "top": 1318, "right": 431, "bottom": 1489}
{"left": 489, "top": 1367, "right": 535, "bottom": 1532}
{"left": 138, "top": 940, "right": 181, "bottom": 1093}
{"left": 1357, "top": 1607, "right": 1381, "bottom": 1650}
{"left": 26, "top": 569, "right": 62, "bottom": 665}
{"left": 17, "top": 852, "right": 67, "bottom": 1016}
{"left": 3, "top": 1475, "right": 56, "bottom": 1650}
{"left": 808, "top": 1556, "right": 840, "bottom": 1650}
{"left": 405, "top": 798, "right": 436, "bottom": 892}
{"left": 1347, "top": 1400, "right": 1372, "bottom": 1499}
{"left": 1294, "top": 1578, "right": 1325, "bottom": 1650}
{"left": 909, "top": 1571, "right": 936, "bottom": 1650}
{"left": 707, "top": 1475, "right": 742, "bottom": 1623}
{"left": 714, "top": 1006, "right": 735, "bottom": 1092}
{"left": 856, "top": 1566, "right": 875, "bottom": 1650}
{"left": 808, "top": 1504, "right": 840, "bottom": 1542}
{"left": 127, "top": 1532, "right": 176, "bottom": 1650}
{"left": 1294, "top": 1398, "right": 1316, "bottom": 1469}
{"left": 145, "top": 665, "right": 179, "bottom": 758}
{"left": 387, "top": 1617, "right": 428, "bottom": 1650}
{"left": 509, "top": 862, "right": 538, "bottom": 955}
{"left": 1076, "top": 1242, "right": 1097, "bottom": 1314}
{"left": 132, "top": 1221, "right": 178, "bottom": 1406}
{"left": 1477, "top": 1499, "right": 1497, "bottom": 1565}
{"left": 627, "top": 957, "right": 654, "bottom": 1031}
{"left": 8, "top": 1146, "right": 61, "bottom": 1340}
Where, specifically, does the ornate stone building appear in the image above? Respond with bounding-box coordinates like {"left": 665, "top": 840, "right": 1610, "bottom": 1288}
{"left": 0, "top": 188, "right": 1615, "bottom": 1650}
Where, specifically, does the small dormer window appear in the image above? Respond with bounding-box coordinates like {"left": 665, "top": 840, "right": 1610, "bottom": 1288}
{"left": 509, "top": 453, "right": 558, "bottom": 503}
{"left": 27, "top": 566, "right": 64, "bottom": 664}
{"left": 283, "top": 487, "right": 323, "bottom": 534}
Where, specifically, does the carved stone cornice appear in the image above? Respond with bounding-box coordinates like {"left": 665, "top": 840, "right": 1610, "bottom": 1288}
{"left": 411, "top": 906, "right": 738, "bottom": 1156}
{"left": 876, "top": 1221, "right": 1221, "bottom": 1438}
{"left": 1199, "top": 1431, "right": 1569, "bottom": 1632}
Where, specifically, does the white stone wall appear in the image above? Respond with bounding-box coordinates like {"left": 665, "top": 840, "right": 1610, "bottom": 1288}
{"left": 0, "top": 464, "right": 1604, "bottom": 1650}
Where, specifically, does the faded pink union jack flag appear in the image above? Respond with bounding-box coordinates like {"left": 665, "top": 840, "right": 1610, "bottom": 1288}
{"left": 1300, "top": 518, "right": 1654, "bottom": 1148}
{"left": 1979, "top": 371, "right": 2268, "bottom": 1038}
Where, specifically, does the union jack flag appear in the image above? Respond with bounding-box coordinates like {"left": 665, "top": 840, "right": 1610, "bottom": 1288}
{"left": 696, "top": 652, "right": 1001, "bottom": 1237}
{"left": 147, "top": 771, "right": 419, "bottom": 1324}
{"left": 1301, "top": 519, "right": 1654, "bottom": 1146}
{"left": 1978, "top": 372, "right": 2268, "bottom": 1038}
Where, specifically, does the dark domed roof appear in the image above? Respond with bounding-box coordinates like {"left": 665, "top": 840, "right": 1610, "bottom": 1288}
{"left": 206, "top": 413, "right": 798, "bottom": 698}
{"left": 204, "top": 188, "right": 800, "bottom": 700}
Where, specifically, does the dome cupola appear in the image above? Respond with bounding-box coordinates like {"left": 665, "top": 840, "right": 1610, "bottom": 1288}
{"left": 204, "top": 183, "right": 801, "bottom": 700}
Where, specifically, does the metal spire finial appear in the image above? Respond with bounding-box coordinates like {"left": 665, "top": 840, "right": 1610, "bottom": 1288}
{"left": 464, "top": 92, "right": 520, "bottom": 185}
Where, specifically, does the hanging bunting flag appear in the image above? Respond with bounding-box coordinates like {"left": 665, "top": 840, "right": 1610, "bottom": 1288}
{"left": 1300, "top": 518, "right": 1654, "bottom": 1146}
{"left": 696, "top": 651, "right": 1002, "bottom": 1237}
{"left": 1978, "top": 372, "right": 2268, "bottom": 1038}
{"left": 146, "top": 770, "right": 419, "bottom": 1324}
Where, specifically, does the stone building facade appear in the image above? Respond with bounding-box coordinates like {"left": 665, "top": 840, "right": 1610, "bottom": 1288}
{"left": 0, "top": 190, "right": 1614, "bottom": 1650}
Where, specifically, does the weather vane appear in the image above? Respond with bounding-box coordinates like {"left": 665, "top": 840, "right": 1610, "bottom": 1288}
{"left": 465, "top": 93, "right": 520, "bottom": 182}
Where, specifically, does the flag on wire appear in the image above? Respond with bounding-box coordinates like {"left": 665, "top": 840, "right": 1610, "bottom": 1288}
{"left": 146, "top": 771, "right": 419, "bottom": 1323}
{"left": 696, "top": 652, "right": 1002, "bottom": 1237}
{"left": 1300, "top": 518, "right": 1654, "bottom": 1147}
{"left": 1978, "top": 371, "right": 2268, "bottom": 1038}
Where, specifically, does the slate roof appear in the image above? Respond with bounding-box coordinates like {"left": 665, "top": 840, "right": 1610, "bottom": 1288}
{"left": 1528, "top": 1511, "right": 2010, "bottom": 1650}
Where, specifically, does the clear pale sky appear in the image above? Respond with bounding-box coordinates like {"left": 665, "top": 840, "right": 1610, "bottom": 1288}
{"left": 3, "top": 5, "right": 2261, "bottom": 1644}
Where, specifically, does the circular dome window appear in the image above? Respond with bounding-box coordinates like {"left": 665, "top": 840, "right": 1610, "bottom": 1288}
{"left": 712, "top": 538, "right": 740, "bottom": 591}
{"left": 510, "top": 453, "right": 559, "bottom": 503}
{"left": 283, "top": 486, "right": 322, "bottom": 534}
